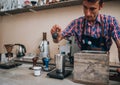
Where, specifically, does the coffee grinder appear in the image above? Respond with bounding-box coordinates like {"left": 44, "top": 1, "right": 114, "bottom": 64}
{"left": 39, "top": 32, "right": 52, "bottom": 71}
{"left": 47, "top": 54, "right": 72, "bottom": 79}
{"left": 39, "top": 32, "right": 50, "bottom": 59}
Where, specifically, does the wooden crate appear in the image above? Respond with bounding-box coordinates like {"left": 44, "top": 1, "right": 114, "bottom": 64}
{"left": 73, "top": 51, "right": 109, "bottom": 85}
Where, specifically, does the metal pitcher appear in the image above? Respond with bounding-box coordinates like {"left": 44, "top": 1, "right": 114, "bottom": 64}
{"left": 14, "top": 44, "right": 26, "bottom": 57}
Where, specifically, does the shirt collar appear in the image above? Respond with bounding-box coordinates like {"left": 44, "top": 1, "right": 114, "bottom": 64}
{"left": 96, "top": 14, "right": 102, "bottom": 24}
{"left": 84, "top": 14, "right": 102, "bottom": 26}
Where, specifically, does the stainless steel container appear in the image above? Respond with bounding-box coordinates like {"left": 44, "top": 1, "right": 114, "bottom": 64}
{"left": 55, "top": 54, "right": 65, "bottom": 73}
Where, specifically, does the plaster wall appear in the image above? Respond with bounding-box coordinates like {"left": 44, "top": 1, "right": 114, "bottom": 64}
{"left": 0, "top": 0, "right": 120, "bottom": 63}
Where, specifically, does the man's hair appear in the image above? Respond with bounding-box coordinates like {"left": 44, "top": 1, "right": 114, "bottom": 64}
{"left": 86, "top": 0, "right": 104, "bottom": 5}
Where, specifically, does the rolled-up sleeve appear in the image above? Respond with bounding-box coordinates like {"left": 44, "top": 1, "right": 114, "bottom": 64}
{"left": 61, "top": 20, "right": 76, "bottom": 38}
{"left": 111, "top": 17, "right": 120, "bottom": 41}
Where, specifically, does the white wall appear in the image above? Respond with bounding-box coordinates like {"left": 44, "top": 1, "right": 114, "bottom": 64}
{"left": 100, "top": 0, "right": 120, "bottom": 63}
{"left": 0, "top": 0, "right": 120, "bottom": 62}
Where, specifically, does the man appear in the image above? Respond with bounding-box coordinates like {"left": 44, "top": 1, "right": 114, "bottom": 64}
{"left": 51, "top": 0, "right": 120, "bottom": 61}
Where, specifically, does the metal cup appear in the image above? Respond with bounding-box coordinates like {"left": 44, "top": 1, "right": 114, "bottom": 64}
{"left": 55, "top": 54, "right": 65, "bottom": 73}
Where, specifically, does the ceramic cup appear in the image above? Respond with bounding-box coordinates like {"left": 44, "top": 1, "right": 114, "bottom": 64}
{"left": 33, "top": 66, "right": 42, "bottom": 76}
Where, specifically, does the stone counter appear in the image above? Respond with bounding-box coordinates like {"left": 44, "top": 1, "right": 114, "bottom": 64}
{"left": 0, "top": 64, "right": 80, "bottom": 85}
{"left": 0, "top": 64, "right": 120, "bottom": 85}
{"left": 14, "top": 57, "right": 73, "bottom": 67}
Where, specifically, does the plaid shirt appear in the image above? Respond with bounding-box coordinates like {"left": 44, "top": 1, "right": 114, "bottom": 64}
{"left": 62, "top": 14, "right": 120, "bottom": 51}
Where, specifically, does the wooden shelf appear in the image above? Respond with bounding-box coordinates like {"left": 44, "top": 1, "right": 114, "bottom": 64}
{"left": 0, "top": 0, "right": 82, "bottom": 16}
{"left": 0, "top": 0, "right": 113, "bottom": 16}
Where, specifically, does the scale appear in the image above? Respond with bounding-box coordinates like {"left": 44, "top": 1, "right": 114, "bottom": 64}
{"left": 0, "top": 62, "right": 22, "bottom": 69}
{"left": 47, "top": 68, "right": 72, "bottom": 79}
{"left": 47, "top": 54, "right": 72, "bottom": 79}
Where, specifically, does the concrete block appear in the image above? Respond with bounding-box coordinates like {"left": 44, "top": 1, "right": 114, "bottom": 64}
{"left": 73, "top": 51, "right": 109, "bottom": 85}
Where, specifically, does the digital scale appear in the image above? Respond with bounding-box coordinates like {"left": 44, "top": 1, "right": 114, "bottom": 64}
{"left": 47, "top": 68, "right": 72, "bottom": 79}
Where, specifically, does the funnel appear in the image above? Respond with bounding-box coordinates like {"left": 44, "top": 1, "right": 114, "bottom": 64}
{"left": 4, "top": 44, "right": 14, "bottom": 57}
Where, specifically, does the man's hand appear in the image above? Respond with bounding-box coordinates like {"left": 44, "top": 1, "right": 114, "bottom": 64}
{"left": 51, "top": 25, "right": 61, "bottom": 34}
{"left": 50, "top": 24, "right": 63, "bottom": 43}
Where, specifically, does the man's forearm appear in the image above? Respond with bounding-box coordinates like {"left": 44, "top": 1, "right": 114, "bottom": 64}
{"left": 118, "top": 48, "right": 120, "bottom": 62}
{"left": 116, "top": 39, "right": 120, "bottom": 62}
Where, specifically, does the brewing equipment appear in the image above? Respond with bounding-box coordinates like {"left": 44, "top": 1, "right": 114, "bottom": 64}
{"left": 4, "top": 44, "right": 14, "bottom": 59}
{"left": 55, "top": 54, "right": 65, "bottom": 73}
{"left": 14, "top": 44, "right": 26, "bottom": 58}
{"left": 39, "top": 32, "right": 51, "bottom": 71}
{"left": 39, "top": 32, "right": 50, "bottom": 58}
{"left": 47, "top": 53, "right": 72, "bottom": 79}
{"left": 0, "top": 44, "right": 14, "bottom": 64}
{"left": 0, "top": 44, "right": 22, "bottom": 69}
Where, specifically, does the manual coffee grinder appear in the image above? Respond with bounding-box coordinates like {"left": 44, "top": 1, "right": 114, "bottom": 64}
{"left": 39, "top": 32, "right": 50, "bottom": 71}
{"left": 39, "top": 32, "right": 50, "bottom": 59}
{"left": 4, "top": 44, "right": 14, "bottom": 61}
{"left": 47, "top": 53, "right": 72, "bottom": 79}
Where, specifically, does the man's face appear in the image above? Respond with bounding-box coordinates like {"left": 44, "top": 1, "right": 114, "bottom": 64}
{"left": 83, "top": 0, "right": 103, "bottom": 22}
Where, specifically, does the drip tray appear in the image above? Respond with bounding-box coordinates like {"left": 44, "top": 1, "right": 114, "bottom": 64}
{"left": 0, "top": 62, "right": 22, "bottom": 69}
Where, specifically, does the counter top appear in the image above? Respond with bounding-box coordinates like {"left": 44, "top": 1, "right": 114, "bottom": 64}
{"left": 0, "top": 64, "right": 120, "bottom": 85}
{"left": 14, "top": 57, "right": 120, "bottom": 68}
{"left": 0, "top": 64, "right": 80, "bottom": 85}
{"left": 14, "top": 57, "right": 73, "bottom": 67}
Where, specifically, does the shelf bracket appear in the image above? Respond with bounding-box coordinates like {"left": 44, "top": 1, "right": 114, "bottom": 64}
{"left": 29, "top": 9, "right": 37, "bottom": 13}
{"left": 4, "top": 12, "right": 12, "bottom": 16}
